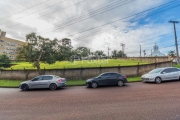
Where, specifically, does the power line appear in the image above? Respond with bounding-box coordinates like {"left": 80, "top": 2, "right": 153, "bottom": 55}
{"left": 68, "top": 0, "right": 180, "bottom": 39}
{"left": 38, "top": 0, "right": 134, "bottom": 34}
{"left": 0, "top": 0, "right": 50, "bottom": 20}
{"left": 2, "top": 0, "right": 128, "bottom": 28}
{"left": 3, "top": 0, "right": 89, "bottom": 28}
{"left": 45, "top": 0, "right": 180, "bottom": 36}
{"left": 0, "top": 0, "right": 68, "bottom": 25}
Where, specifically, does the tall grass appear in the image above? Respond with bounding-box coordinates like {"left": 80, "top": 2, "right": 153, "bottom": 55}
{"left": 7, "top": 59, "right": 149, "bottom": 70}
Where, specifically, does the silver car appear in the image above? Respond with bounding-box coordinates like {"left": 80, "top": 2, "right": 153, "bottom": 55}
{"left": 19, "top": 75, "right": 66, "bottom": 91}
{"left": 141, "top": 67, "right": 180, "bottom": 83}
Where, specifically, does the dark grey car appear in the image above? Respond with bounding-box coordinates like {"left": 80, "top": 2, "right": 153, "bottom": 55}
{"left": 19, "top": 75, "right": 66, "bottom": 91}
{"left": 86, "top": 72, "right": 127, "bottom": 88}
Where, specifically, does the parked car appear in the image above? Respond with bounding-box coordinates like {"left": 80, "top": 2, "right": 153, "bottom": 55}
{"left": 141, "top": 67, "right": 180, "bottom": 83}
{"left": 19, "top": 75, "right": 66, "bottom": 91}
{"left": 86, "top": 72, "right": 127, "bottom": 88}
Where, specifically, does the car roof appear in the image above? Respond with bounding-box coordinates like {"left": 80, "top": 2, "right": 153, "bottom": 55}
{"left": 38, "top": 75, "right": 59, "bottom": 77}
{"left": 156, "top": 67, "right": 178, "bottom": 69}
{"left": 102, "top": 72, "right": 121, "bottom": 74}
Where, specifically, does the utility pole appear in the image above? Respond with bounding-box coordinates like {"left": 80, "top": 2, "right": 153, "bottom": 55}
{"left": 169, "top": 20, "right": 179, "bottom": 64}
{"left": 151, "top": 49, "right": 152, "bottom": 57}
{"left": 143, "top": 50, "right": 146, "bottom": 57}
{"left": 108, "top": 47, "right": 111, "bottom": 58}
{"left": 121, "top": 43, "right": 125, "bottom": 57}
{"left": 139, "top": 45, "right": 141, "bottom": 57}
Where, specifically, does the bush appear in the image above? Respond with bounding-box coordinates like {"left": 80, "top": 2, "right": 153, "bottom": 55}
{"left": 0, "top": 54, "right": 11, "bottom": 68}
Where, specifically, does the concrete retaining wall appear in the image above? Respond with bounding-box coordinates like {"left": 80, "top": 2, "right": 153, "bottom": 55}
{"left": 0, "top": 61, "right": 172, "bottom": 80}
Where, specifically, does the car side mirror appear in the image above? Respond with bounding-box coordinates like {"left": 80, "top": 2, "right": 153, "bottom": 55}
{"left": 98, "top": 76, "right": 101, "bottom": 78}
{"left": 162, "top": 72, "right": 166, "bottom": 74}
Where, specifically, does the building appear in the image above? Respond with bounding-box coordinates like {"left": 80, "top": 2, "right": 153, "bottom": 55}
{"left": 0, "top": 30, "right": 25, "bottom": 60}
{"left": 149, "top": 44, "right": 165, "bottom": 57}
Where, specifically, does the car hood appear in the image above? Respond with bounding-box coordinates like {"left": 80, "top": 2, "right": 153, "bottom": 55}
{"left": 20, "top": 80, "right": 31, "bottom": 84}
{"left": 141, "top": 73, "right": 159, "bottom": 78}
{"left": 86, "top": 77, "right": 96, "bottom": 82}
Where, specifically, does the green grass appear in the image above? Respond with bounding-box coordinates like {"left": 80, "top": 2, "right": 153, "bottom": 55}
{"left": 173, "top": 64, "right": 180, "bottom": 68}
{"left": 0, "top": 80, "right": 23, "bottom": 87}
{"left": 0, "top": 77, "right": 141, "bottom": 88}
{"left": 7, "top": 59, "right": 149, "bottom": 70}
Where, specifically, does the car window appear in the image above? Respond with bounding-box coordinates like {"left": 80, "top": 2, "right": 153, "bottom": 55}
{"left": 32, "top": 76, "right": 43, "bottom": 81}
{"left": 168, "top": 68, "right": 180, "bottom": 72}
{"left": 100, "top": 73, "right": 109, "bottom": 77}
{"left": 109, "top": 73, "right": 118, "bottom": 77}
{"left": 42, "top": 76, "right": 53, "bottom": 80}
{"left": 161, "top": 69, "right": 170, "bottom": 73}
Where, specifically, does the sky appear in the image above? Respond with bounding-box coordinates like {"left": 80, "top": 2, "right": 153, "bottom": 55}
{"left": 0, "top": 0, "right": 180, "bottom": 57}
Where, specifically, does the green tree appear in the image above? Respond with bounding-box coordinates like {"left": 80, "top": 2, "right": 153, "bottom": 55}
{"left": 55, "top": 38, "right": 73, "bottom": 61}
{"left": 112, "top": 50, "right": 127, "bottom": 57}
{"left": 94, "top": 50, "right": 106, "bottom": 59}
{"left": 168, "top": 50, "right": 176, "bottom": 57}
{"left": 16, "top": 32, "right": 61, "bottom": 74}
{"left": 75, "top": 47, "right": 90, "bottom": 58}
{"left": 112, "top": 50, "right": 118, "bottom": 58}
{"left": 0, "top": 54, "right": 11, "bottom": 67}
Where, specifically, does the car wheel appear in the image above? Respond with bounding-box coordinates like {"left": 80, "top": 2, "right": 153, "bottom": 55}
{"left": 117, "top": 80, "right": 124, "bottom": 87}
{"left": 155, "top": 77, "right": 162, "bottom": 84}
{"left": 91, "top": 82, "right": 98, "bottom": 88}
{"left": 49, "top": 83, "right": 57, "bottom": 90}
{"left": 21, "top": 84, "right": 29, "bottom": 91}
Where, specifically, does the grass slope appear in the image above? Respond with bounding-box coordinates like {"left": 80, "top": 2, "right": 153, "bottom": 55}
{"left": 8, "top": 59, "right": 149, "bottom": 70}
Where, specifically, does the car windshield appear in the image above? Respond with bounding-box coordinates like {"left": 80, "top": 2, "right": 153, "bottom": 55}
{"left": 148, "top": 68, "right": 162, "bottom": 74}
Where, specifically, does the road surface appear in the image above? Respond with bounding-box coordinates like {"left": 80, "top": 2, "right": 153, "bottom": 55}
{"left": 0, "top": 81, "right": 180, "bottom": 120}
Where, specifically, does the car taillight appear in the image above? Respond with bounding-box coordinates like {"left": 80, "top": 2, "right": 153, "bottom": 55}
{"left": 58, "top": 79, "right": 62, "bottom": 82}
{"left": 123, "top": 76, "right": 126, "bottom": 78}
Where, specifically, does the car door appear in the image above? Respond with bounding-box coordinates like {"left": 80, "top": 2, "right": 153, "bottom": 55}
{"left": 168, "top": 68, "right": 180, "bottom": 80}
{"left": 39, "top": 76, "right": 53, "bottom": 88}
{"left": 98, "top": 73, "right": 109, "bottom": 85}
{"left": 28, "top": 76, "right": 44, "bottom": 89}
{"left": 107, "top": 73, "right": 118, "bottom": 85}
{"left": 160, "top": 69, "right": 170, "bottom": 81}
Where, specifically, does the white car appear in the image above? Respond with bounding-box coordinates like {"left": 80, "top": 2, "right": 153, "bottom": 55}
{"left": 19, "top": 75, "right": 66, "bottom": 91}
{"left": 141, "top": 67, "right": 180, "bottom": 83}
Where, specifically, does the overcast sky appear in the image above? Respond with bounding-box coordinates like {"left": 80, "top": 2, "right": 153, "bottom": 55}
{"left": 0, "top": 0, "right": 180, "bottom": 56}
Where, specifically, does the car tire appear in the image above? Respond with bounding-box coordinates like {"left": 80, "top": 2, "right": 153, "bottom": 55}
{"left": 155, "top": 77, "right": 162, "bottom": 84}
{"left": 91, "top": 82, "right": 98, "bottom": 88}
{"left": 117, "top": 80, "right": 124, "bottom": 87}
{"left": 21, "top": 84, "right": 29, "bottom": 91}
{"left": 49, "top": 83, "right": 57, "bottom": 90}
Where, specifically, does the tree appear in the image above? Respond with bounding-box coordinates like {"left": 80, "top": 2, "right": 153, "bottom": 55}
{"left": 55, "top": 38, "right": 74, "bottom": 61}
{"left": 168, "top": 50, "right": 176, "bottom": 57}
{"left": 94, "top": 50, "right": 106, "bottom": 59}
{"left": 111, "top": 50, "right": 126, "bottom": 58}
{"left": 16, "top": 32, "right": 61, "bottom": 74}
{"left": 0, "top": 54, "right": 11, "bottom": 67}
{"left": 75, "top": 47, "right": 90, "bottom": 59}
{"left": 117, "top": 50, "right": 127, "bottom": 58}
{"left": 112, "top": 50, "right": 118, "bottom": 58}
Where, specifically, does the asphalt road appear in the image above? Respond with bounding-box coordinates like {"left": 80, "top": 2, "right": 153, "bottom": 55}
{"left": 1, "top": 81, "right": 180, "bottom": 120}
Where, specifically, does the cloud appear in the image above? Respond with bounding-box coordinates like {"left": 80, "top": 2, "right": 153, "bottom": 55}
{"left": 0, "top": 0, "right": 179, "bottom": 56}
